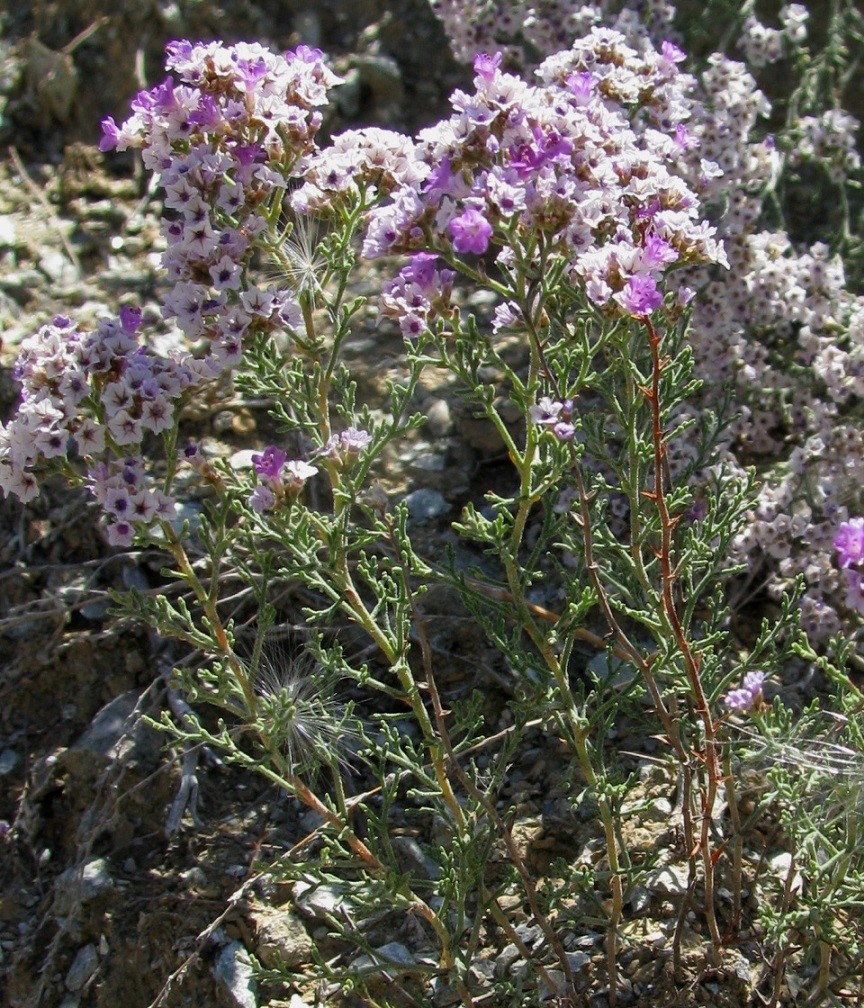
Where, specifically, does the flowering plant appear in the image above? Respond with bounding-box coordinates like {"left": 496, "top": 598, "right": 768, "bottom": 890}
{"left": 2, "top": 6, "right": 864, "bottom": 1005}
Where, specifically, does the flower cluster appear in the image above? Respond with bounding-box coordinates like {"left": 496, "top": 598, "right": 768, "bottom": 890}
{"left": 835, "top": 518, "right": 864, "bottom": 617}
{"left": 0, "top": 308, "right": 199, "bottom": 542}
{"left": 379, "top": 254, "right": 455, "bottom": 339}
{"left": 88, "top": 457, "right": 176, "bottom": 546}
{"left": 290, "top": 127, "right": 429, "bottom": 214}
{"left": 317, "top": 427, "right": 373, "bottom": 462}
{"left": 249, "top": 446, "right": 318, "bottom": 513}
{"left": 790, "top": 110, "right": 861, "bottom": 183}
{"left": 724, "top": 670, "right": 766, "bottom": 713}
{"left": 101, "top": 41, "right": 342, "bottom": 374}
{"left": 425, "top": 1, "right": 864, "bottom": 647}
{"left": 1, "top": 41, "right": 346, "bottom": 543}
{"left": 340, "top": 32, "right": 726, "bottom": 330}
{"left": 529, "top": 397, "right": 575, "bottom": 441}
{"left": 428, "top": 0, "right": 677, "bottom": 70}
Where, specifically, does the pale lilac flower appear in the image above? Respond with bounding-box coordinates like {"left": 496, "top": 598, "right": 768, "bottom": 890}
{"left": 492, "top": 301, "right": 520, "bottom": 333}
{"left": 530, "top": 397, "right": 574, "bottom": 440}
{"left": 283, "top": 459, "right": 318, "bottom": 491}
{"left": 616, "top": 275, "right": 663, "bottom": 316}
{"left": 724, "top": 671, "right": 766, "bottom": 712}
{"left": 834, "top": 518, "right": 864, "bottom": 569}
{"left": 338, "top": 428, "right": 372, "bottom": 453}
{"left": 530, "top": 397, "right": 565, "bottom": 426}
{"left": 250, "top": 484, "right": 276, "bottom": 513}
{"left": 318, "top": 427, "right": 373, "bottom": 460}
{"left": 449, "top": 205, "right": 493, "bottom": 255}
{"left": 105, "top": 521, "right": 135, "bottom": 548}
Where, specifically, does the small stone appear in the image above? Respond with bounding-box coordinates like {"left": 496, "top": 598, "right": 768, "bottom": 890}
{"left": 71, "top": 689, "right": 156, "bottom": 762}
{"left": 404, "top": 488, "right": 450, "bottom": 523}
{"left": 0, "top": 215, "right": 17, "bottom": 247}
{"left": 391, "top": 835, "right": 441, "bottom": 880}
{"left": 212, "top": 940, "right": 257, "bottom": 1008}
{"left": 248, "top": 903, "right": 313, "bottom": 970}
{"left": 352, "top": 941, "right": 416, "bottom": 975}
{"left": 539, "top": 969, "right": 567, "bottom": 1000}
{"left": 409, "top": 451, "right": 447, "bottom": 474}
{"left": 495, "top": 943, "right": 521, "bottom": 976}
{"left": 38, "top": 249, "right": 80, "bottom": 286}
{"left": 425, "top": 398, "right": 453, "bottom": 437}
{"left": 54, "top": 858, "right": 114, "bottom": 915}
{"left": 0, "top": 749, "right": 19, "bottom": 776}
{"left": 294, "top": 880, "right": 350, "bottom": 918}
{"left": 65, "top": 944, "right": 99, "bottom": 991}
{"left": 643, "top": 860, "right": 689, "bottom": 897}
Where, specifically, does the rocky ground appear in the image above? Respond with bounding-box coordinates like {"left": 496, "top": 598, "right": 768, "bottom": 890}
{"left": 0, "top": 3, "right": 858, "bottom": 1008}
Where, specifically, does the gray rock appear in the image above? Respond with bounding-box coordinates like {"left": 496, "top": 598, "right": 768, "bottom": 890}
{"left": 293, "top": 879, "right": 350, "bottom": 918}
{"left": 0, "top": 749, "right": 19, "bottom": 776}
{"left": 425, "top": 398, "right": 453, "bottom": 437}
{"left": 70, "top": 689, "right": 157, "bottom": 763}
{"left": 352, "top": 941, "right": 416, "bottom": 975}
{"left": 65, "top": 944, "right": 99, "bottom": 991}
{"left": 0, "top": 214, "right": 17, "bottom": 247}
{"left": 248, "top": 904, "right": 314, "bottom": 970}
{"left": 643, "top": 860, "right": 690, "bottom": 897}
{"left": 54, "top": 858, "right": 114, "bottom": 915}
{"left": 212, "top": 940, "right": 257, "bottom": 1008}
{"left": 391, "top": 835, "right": 442, "bottom": 880}
{"left": 38, "top": 249, "right": 80, "bottom": 286}
{"left": 404, "top": 488, "right": 450, "bottom": 523}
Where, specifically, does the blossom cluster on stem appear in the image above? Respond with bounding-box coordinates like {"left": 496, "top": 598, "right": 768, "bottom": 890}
{"left": 296, "top": 29, "right": 726, "bottom": 335}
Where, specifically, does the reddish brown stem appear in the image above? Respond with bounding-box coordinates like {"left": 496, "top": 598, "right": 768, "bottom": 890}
{"left": 643, "top": 315, "right": 723, "bottom": 960}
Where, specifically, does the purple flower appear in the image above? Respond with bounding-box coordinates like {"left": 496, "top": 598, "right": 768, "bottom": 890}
{"left": 252, "top": 445, "right": 287, "bottom": 481}
{"left": 249, "top": 484, "right": 276, "bottom": 513}
{"left": 99, "top": 116, "right": 121, "bottom": 152}
{"left": 723, "top": 671, "right": 766, "bottom": 713}
{"left": 406, "top": 253, "right": 440, "bottom": 288}
{"left": 473, "top": 51, "right": 502, "bottom": 82}
{"left": 119, "top": 305, "right": 143, "bottom": 334}
{"left": 834, "top": 517, "right": 864, "bottom": 568}
{"left": 640, "top": 233, "right": 678, "bottom": 271}
{"left": 566, "top": 71, "right": 596, "bottom": 104}
{"left": 618, "top": 275, "right": 662, "bottom": 316}
{"left": 449, "top": 206, "right": 493, "bottom": 255}
{"left": 318, "top": 427, "right": 372, "bottom": 460}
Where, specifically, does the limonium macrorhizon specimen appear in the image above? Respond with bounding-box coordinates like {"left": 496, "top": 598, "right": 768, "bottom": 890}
{"left": 2, "top": 8, "right": 864, "bottom": 1005}
{"left": 0, "top": 41, "right": 341, "bottom": 541}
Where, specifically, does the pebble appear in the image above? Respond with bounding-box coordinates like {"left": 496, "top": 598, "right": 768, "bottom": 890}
{"left": 352, "top": 941, "right": 416, "bottom": 975}
{"left": 248, "top": 903, "right": 314, "bottom": 969}
{"left": 643, "top": 861, "right": 690, "bottom": 897}
{"left": 54, "top": 858, "right": 113, "bottom": 916}
{"left": 390, "top": 835, "right": 442, "bottom": 880}
{"left": 0, "top": 749, "right": 19, "bottom": 776}
{"left": 0, "top": 214, "right": 17, "bottom": 246}
{"left": 65, "top": 944, "right": 99, "bottom": 991}
{"left": 293, "top": 880, "right": 350, "bottom": 918}
{"left": 404, "top": 488, "right": 450, "bottom": 523}
{"left": 212, "top": 940, "right": 257, "bottom": 1008}
{"left": 38, "top": 249, "right": 80, "bottom": 286}
{"left": 425, "top": 398, "right": 453, "bottom": 437}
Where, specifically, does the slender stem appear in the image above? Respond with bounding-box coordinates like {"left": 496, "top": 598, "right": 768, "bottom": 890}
{"left": 161, "top": 522, "right": 258, "bottom": 717}
{"left": 407, "top": 574, "right": 577, "bottom": 995}
{"left": 642, "top": 315, "right": 723, "bottom": 960}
